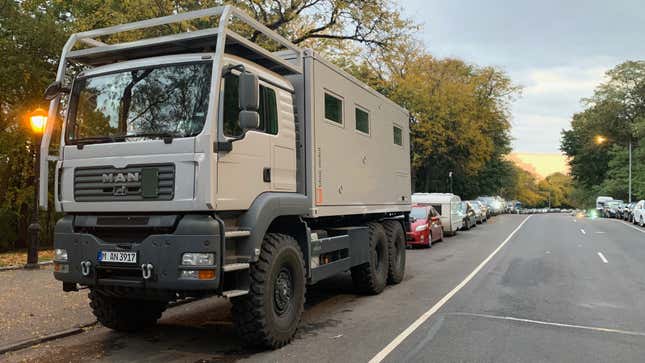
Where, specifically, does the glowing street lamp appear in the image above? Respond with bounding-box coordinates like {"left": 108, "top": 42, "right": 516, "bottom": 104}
{"left": 593, "top": 134, "right": 633, "bottom": 203}
{"left": 29, "top": 108, "right": 48, "bottom": 134}
{"left": 594, "top": 135, "right": 607, "bottom": 145}
{"left": 25, "top": 108, "right": 48, "bottom": 268}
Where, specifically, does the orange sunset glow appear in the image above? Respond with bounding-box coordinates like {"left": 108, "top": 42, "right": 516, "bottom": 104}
{"left": 507, "top": 152, "right": 570, "bottom": 179}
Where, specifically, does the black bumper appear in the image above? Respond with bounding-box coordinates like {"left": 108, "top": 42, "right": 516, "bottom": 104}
{"left": 53, "top": 214, "right": 223, "bottom": 292}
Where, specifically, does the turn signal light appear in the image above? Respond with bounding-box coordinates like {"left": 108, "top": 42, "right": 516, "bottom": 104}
{"left": 198, "top": 270, "right": 215, "bottom": 280}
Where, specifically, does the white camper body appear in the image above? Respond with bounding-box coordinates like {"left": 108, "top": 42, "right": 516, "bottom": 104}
{"left": 412, "top": 193, "right": 463, "bottom": 235}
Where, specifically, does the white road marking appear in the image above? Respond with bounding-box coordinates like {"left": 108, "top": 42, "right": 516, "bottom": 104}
{"left": 545, "top": 250, "right": 551, "bottom": 254}
{"left": 619, "top": 220, "right": 645, "bottom": 234}
{"left": 447, "top": 312, "right": 645, "bottom": 337}
{"left": 595, "top": 231, "right": 605, "bottom": 234}
{"left": 598, "top": 252, "right": 608, "bottom": 263}
{"left": 578, "top": 244, "right": 582, "bottom": 247}
{"left": 580, "top": 229, "right": 586, "bottom": 235}
{"left": 368, "top": 216, "right": 532, "bottom": 363}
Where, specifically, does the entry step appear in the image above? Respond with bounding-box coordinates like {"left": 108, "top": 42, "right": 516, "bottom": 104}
{"left": 222, "top": 263, "right": 250, "bottom": 272}
{"left": 225, "top": 230, "right": 251, "bottom": 238}
{"left": 222, "top": 289, "right": 248, "bottom": 298}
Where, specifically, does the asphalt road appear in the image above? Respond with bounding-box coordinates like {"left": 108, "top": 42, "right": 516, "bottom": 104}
{"left": 5, "top": 214, "right": 645, "bottom": 362}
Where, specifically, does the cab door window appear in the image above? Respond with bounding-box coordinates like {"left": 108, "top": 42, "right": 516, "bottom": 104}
{"left": 222, "top": 73, "right": 278, "bottom": 137}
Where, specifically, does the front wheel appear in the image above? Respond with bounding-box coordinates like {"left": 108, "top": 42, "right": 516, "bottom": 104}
{"left": 89, "top": 289, "right": 167, "bottom": 332}
{"left": 231, "top": 233, "right": 306, "bottom": 349}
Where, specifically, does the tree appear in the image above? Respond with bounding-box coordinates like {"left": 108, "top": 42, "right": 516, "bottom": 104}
{"left": 561, "top": 61, "right": 645, "bottom": 202}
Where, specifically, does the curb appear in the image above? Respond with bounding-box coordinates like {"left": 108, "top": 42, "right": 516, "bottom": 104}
{"left": 0, "top": 297, "right": 196, "bottom": 355}
{"left": 0, "top": 261, "right": 53, "bottom": 272}
{"left": 0, "top": 321, "right": 97, "bottom": 355}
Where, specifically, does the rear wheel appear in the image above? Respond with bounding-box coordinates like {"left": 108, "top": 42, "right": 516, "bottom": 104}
{"left": 351, "top": 222, "right": 390, "bottom": 293}
{"left": 383, "top": 220, "right": 406, "bottom": 285}
{"left": 89, "top": 289, "right": 167, "bottom": 332}
{"left": 231, "top": 233, "right": 306, "bottom": 349}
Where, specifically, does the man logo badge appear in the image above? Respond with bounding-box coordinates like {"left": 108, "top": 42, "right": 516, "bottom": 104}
{"left": 102, "top": 172, "right": 140, "bottom": 196}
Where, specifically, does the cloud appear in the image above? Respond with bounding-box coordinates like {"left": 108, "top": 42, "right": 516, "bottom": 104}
{"left": 523, "top": 66, "right": 607, "bottom": 96}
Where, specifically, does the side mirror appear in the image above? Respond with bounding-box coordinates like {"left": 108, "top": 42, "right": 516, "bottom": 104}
{"left": 238, "top": 72, "right": 259, "bottom": 111}
{"left": 239, "top": 110, "right": 260, "bottom": 130}
{"left": 44, "top": 81, "right": 70, "bottom": 100}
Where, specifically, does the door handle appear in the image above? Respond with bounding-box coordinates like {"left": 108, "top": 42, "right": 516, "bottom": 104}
{"left": 263, "top": 167, "right": 271, "bottom": 182}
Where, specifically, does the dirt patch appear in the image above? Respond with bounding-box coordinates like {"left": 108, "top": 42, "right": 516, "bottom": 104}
{"left": 0, "top": 250, "right": 54, "bottom": 267}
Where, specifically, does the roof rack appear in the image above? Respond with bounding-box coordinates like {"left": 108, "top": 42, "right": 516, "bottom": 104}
{"left": 64, "top": 6, "right": 303, "bottom": 75}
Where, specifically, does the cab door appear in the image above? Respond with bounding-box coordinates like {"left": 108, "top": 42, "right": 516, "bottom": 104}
{"left": 216, "top": 72, "right": 277, "bottom": 210}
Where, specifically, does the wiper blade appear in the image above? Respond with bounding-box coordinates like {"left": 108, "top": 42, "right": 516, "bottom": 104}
{"left": 72, "top": 136, "right": 118, "bottom": 148}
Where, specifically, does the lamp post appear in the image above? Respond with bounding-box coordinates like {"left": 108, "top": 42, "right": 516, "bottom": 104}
{"left": 25, "top": 108, "right": 47, "bottom": 269}
{"left": 595, "top": 134, "right": 632, "bottom": 203}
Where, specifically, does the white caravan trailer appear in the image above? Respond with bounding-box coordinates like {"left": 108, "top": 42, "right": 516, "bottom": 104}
{"left": 411, "top": 193, "right": 462, "bottom": 235}
{"left": 39, "top": 6, "right": 411, "bottom": 349}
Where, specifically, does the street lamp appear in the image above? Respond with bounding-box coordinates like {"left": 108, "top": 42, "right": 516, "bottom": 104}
{"left": 26, "top": 108, "right": 48, "bottom": 268}
{"left": 594, "top": 134, "right": 632, "bottom": 203}
{"left": 448, "top": 171, "right": 453, "bottom": 194}
{"left": 594, "top": 135, "right": 607, "bottom": 145}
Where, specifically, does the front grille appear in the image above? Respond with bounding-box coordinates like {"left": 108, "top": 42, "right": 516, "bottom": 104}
{"left": 74, "top": 164, "right": 174, "bottom": 202}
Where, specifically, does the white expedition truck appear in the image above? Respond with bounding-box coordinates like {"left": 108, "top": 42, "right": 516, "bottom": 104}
{"left": 40, "top": 6, "right": 411, "bottom": 348}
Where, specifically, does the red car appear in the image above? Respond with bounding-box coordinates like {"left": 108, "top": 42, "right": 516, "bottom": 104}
{"left": 406, "top": 204, "right": 444, "bottom": 248}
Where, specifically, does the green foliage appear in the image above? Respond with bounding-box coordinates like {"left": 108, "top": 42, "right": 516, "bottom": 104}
{"left": 561, "top": 61, "right": 645, "bottom": 203}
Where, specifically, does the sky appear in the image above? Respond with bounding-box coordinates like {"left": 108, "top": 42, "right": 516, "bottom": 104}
{"left": 398, "top": 0, "right": 645, "bottom": 153}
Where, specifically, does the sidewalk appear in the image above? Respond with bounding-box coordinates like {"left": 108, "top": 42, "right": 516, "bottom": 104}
{"left": 0, "top": 265, "right": 95, "bottom": 349}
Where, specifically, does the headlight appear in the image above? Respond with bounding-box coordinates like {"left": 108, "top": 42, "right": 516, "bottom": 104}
{"left": 54, "top": 249, "right": 68, "bottom": 262}
{"left": 415, "top": 224, "right": 428, "bottom": 232}
{"left": 181, "top": 253, "right": 215, "bottom": 266}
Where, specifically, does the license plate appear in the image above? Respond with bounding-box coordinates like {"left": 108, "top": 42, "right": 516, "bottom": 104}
{"left": 98, "top": 251, "right": 137, "bottom": 264}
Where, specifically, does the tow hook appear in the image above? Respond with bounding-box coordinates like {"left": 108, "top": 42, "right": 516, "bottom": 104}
{"left": 80, "top": 261, "right": 92, "bottom": 276}
{"left": 141, "top": 263, "right": 154, "bottom": 280}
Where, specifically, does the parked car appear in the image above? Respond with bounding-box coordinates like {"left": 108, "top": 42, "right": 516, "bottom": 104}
{"left": 469, "top": 200, "right": 487, "bottom": 224}
{"left": 477, "top": 196, "right": 502, "bottom": 215}
{"left": 406, "top": 205, "right": 444, "bottom": 248}
{"left": 458, "top": 201, "right": 477, "bottom": 230}
{"left": 622, "top": 203, "right": 635, "bottom": 221}
{"left": 596, "top": 196, "right": 613, "bottom": 215}
{"left": 633, "top": 200, "right": 645, "bottom": 226}
{"left": 603, "top": 200, "right": 624, "bottom": 218}
{"left": 412, "top": 193, "right": 463, "bottom": 235}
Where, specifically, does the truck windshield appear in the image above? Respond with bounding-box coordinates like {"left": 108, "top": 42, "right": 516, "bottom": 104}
{"left": 67, "top": 61, "right": 212, "bottom": 143}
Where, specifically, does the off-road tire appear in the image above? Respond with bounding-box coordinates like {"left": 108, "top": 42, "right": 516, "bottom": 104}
{"left": 382, "top": 220, "right": 406, "bottom": 285}
{"left": 351, "top": 222, "right": 390, "bottom": 294}
{"left": 231, "top": 233, "right": 306, "bottom": 349}
{"left": 88, "top": 289, "right": 167, "bottom": 332}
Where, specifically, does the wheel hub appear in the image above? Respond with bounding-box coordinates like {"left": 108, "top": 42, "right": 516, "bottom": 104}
{"left": 274, "top": 267, "right": 293, "bottom": 315}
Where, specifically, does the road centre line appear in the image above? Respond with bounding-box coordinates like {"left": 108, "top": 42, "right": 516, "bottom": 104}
{"left": 598, "top": 252, "right": 608, "bottom": 264}
{"left": 368, "top": 216, "right": 532, "bottom": 363}
{"left": 446, "top": 312, "right": 645, "bottom": 338}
